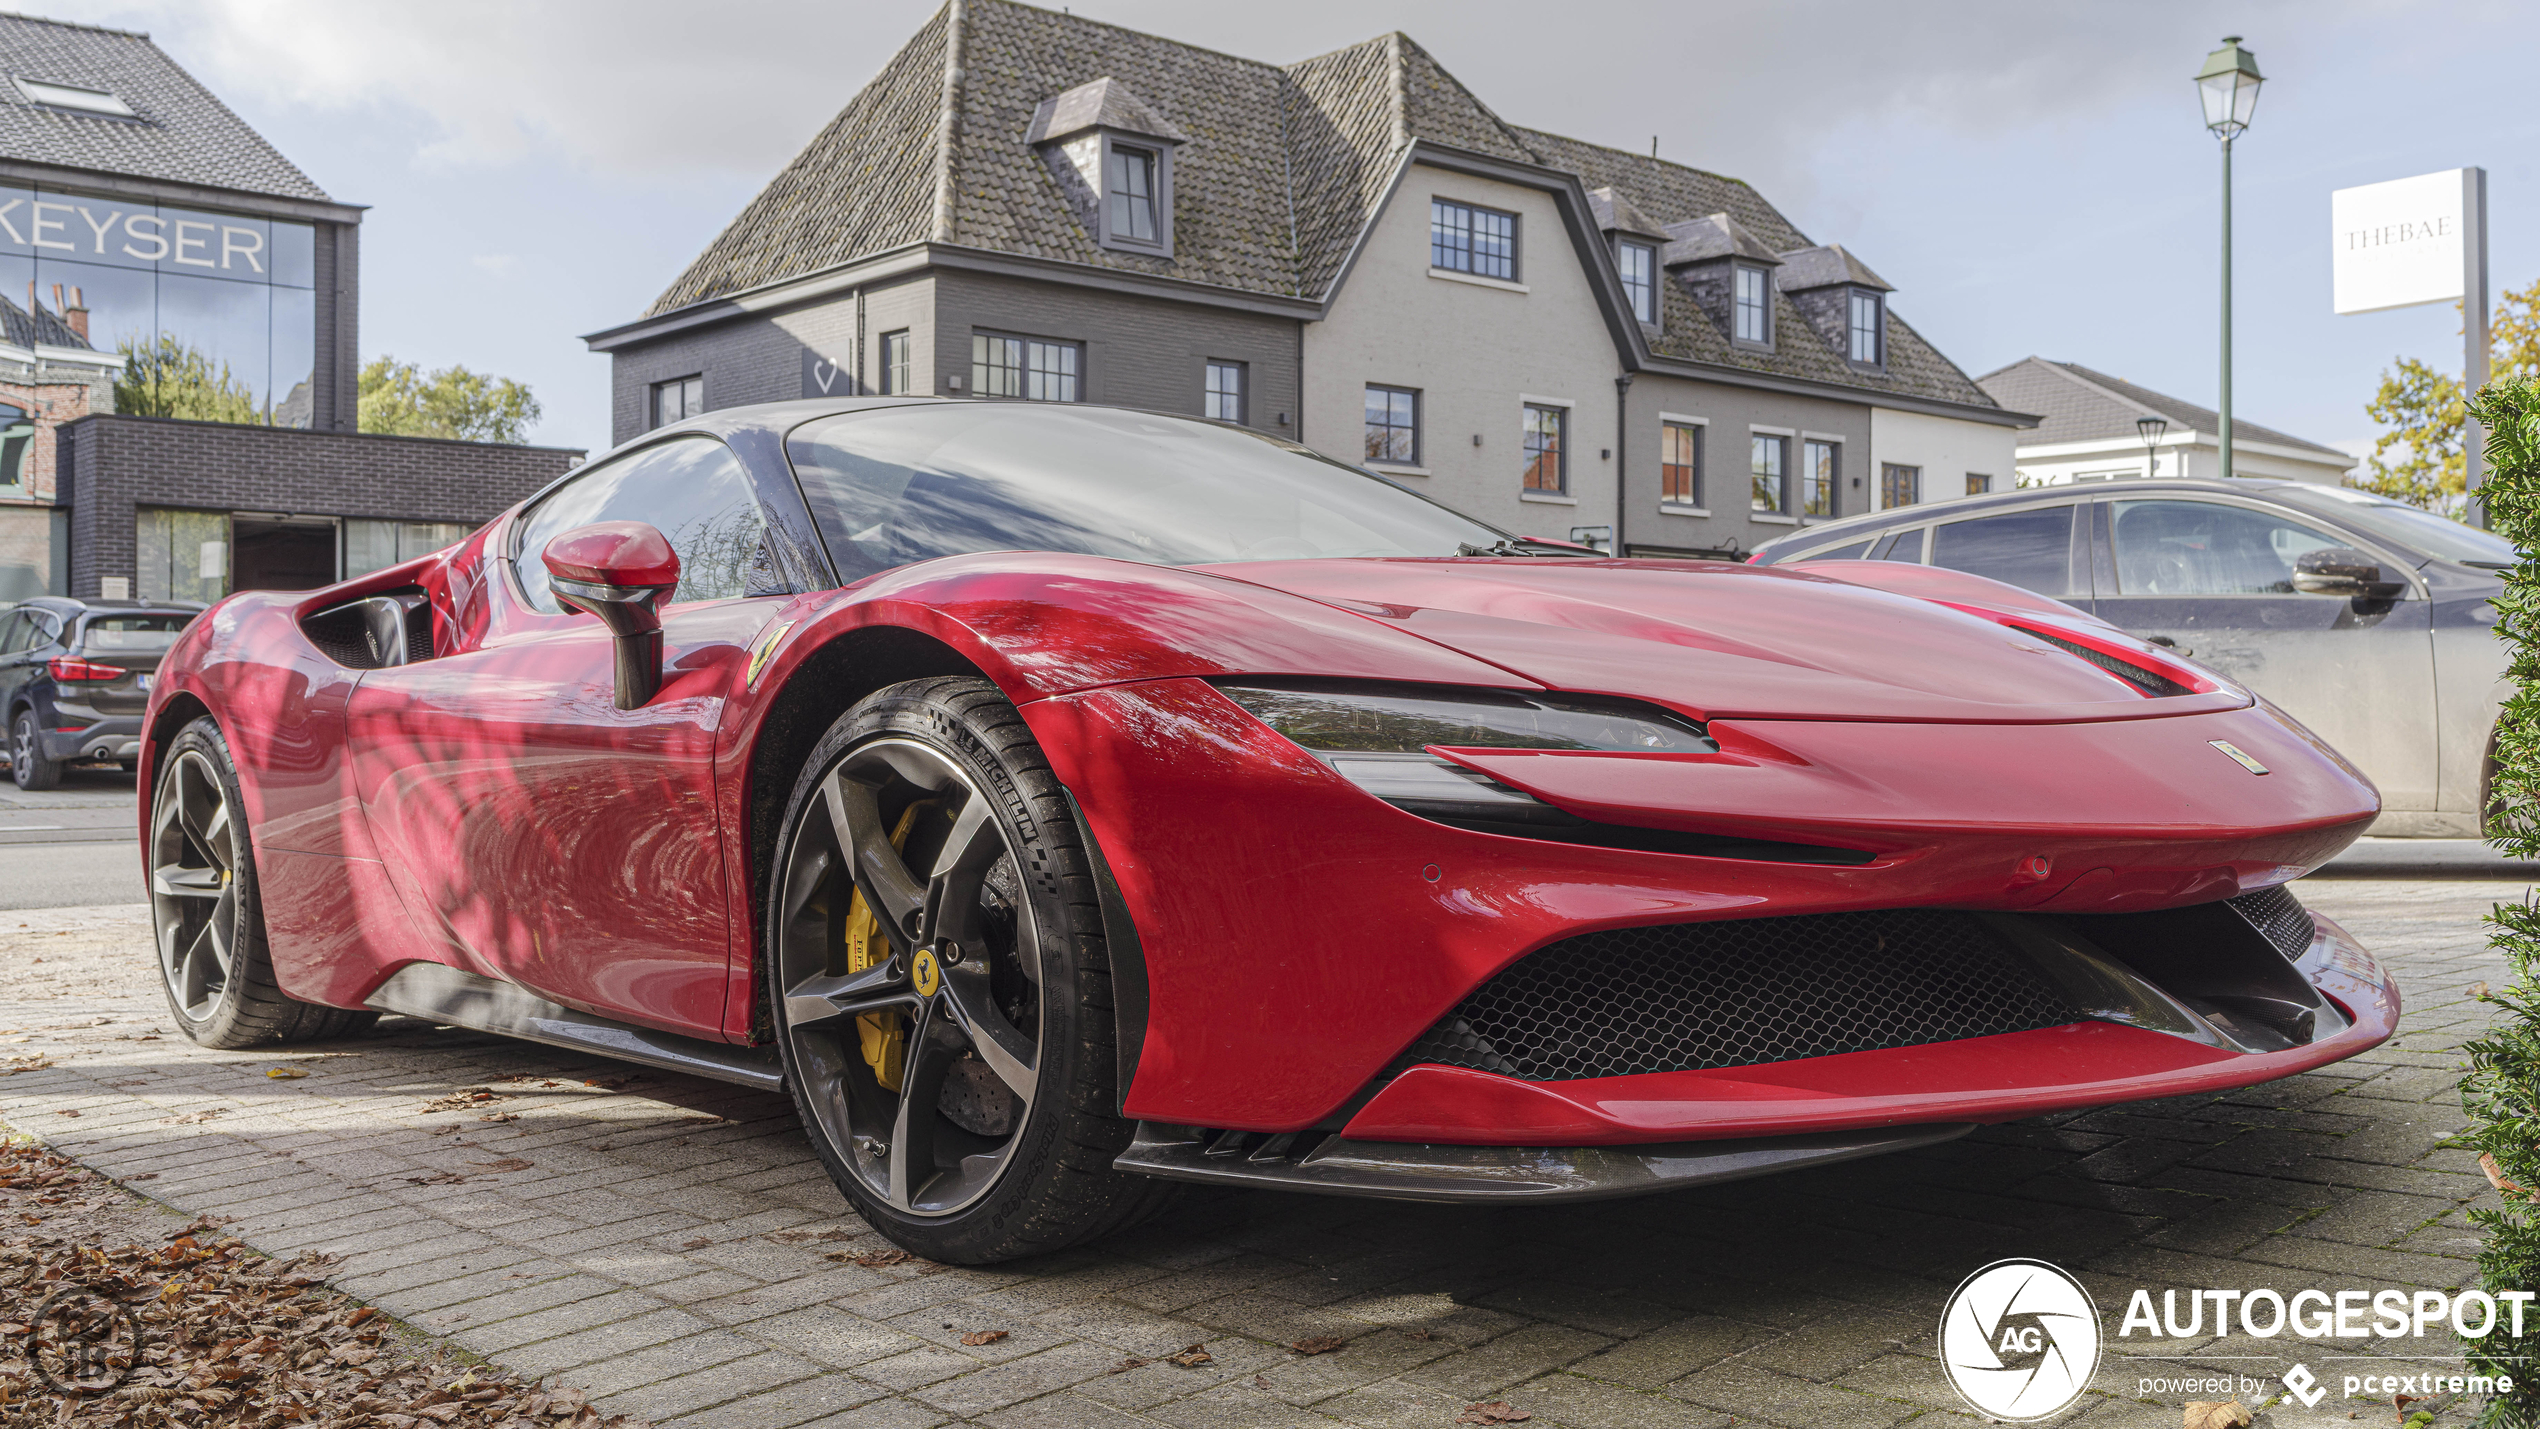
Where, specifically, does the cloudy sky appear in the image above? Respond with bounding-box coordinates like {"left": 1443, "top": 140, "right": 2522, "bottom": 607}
{"left": 43, "top": 0, "right": 2540, "bottom": 458}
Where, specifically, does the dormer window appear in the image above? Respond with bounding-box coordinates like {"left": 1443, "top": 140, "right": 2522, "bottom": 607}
{"left": 1732, "top": 265, "right": 1771, "bottom": 345}
{"left": 1107, "top": 144, "right": 1160, "bottom": 243}
{"left": 1025, "top": 77, "right": 1185, "bottom": 259}
{"left": 1618, "top": 241, "right": 1656, "bottom": 324}
{"left": 1848, "top": 289, "right": 1883, "bottom": 365}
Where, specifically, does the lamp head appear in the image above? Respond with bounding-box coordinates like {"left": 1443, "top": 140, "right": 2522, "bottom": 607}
{"left": 2137, "top": 415, "right": 2170, "bottom": 448}
{"left": 2196, "top": 36, "right": 2263, "bottom": 140}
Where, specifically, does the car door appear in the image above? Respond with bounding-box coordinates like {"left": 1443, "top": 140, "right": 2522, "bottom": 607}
{"left": 345, "top": 437, "right": 785, "bottom": 1036}
{"left": 0, "top": 612, "right": 30, "bottom": 714}
{"left": 2086, "top": 495, "right": 2436, "bottom": 810}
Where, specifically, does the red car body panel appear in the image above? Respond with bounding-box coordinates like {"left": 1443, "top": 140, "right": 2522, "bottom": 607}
{"left": 140, "top": 462, "right": 2393, "bottom": 1153}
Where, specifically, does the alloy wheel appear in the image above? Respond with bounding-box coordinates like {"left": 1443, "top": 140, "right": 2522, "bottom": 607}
{"left": 11, "top": 715, "right": 32, "bottom": 784}
{"left": 150, "top": 749, "right": 239, "bottom": 1020}
{"left": 776, "top": 737, "right": 1044, "bottom": 1218}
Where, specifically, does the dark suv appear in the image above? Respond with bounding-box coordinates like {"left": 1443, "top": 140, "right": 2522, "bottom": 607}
{"left": 2, "top": 597, "right": 202, "bottom": 790}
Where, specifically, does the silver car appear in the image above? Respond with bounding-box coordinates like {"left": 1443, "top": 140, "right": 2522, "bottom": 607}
{"left": 1748, "top": 478, "right": 2515, "bottom": 837}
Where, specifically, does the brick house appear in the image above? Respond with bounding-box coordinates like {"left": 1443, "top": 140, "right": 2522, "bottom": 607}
{"left": 0, "top": 13, "right": 579, "bottom": 601}
{"left": 585, "top": 0, "right": 2033, "bottom": 558}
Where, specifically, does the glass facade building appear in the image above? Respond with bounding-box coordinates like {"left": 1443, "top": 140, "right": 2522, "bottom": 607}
{"left": 0, "top": 183, "right": 317, "bottom": 426}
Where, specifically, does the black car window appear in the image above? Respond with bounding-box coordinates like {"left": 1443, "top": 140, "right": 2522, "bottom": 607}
{"left": 1928, "top": 505, "right": 2076, "bottom": 596}
{"left": 784, "top": 404, "right": 1508, "bottom": 581}
{"left": 2111, "top": 500, "right": 2350, "bottom": 596}
{"left": 1872, "top": 528, "right": 1926, "bottom": 562}
{"left": 0, "top": 612, "right": 25, "bottom": 654}
{"left": 511, "top": 437, "right": 768, "bottom": 615}
{"left": 81, "top": 613, "right": 191, "bottom": 656}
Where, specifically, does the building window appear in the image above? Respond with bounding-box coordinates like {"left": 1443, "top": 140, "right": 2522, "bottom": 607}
{"left": 973, "top": 334, "right": 1080, "bottom": 402}
{"left": 1802, "top": 440, "right": 1838, "bottom": 518}
{"left": 1751, "top": 434, "right": 1788, "bottom": 513}
{"left": 1732, "top": 265, "right": 1771, "bottom": 345}
{"left": 1107, "top": 143, "right": 1160, "bottom": 244}
{"left": 1847, "top": 290, "right": 1883, "bottom": 365}
{"left": 1365, "top": 385, "right": 1418, "bottom": 465}
{"left": 1431, "top": 199, "right": 1516, "bottom": 281}
{"left": 1523, "top": 404, "right": 1566, "bottom": 493}
{"left": 1204, "top": 361, "right": 1245, "bottom": 423}
{"left": 1660, "top": 422, "right": 1701, "bottom": 505}
{"left": 880, "top": 331, "right": 911, "bottom": 395}
{"left": 1619, "top": 241, "right": 1657, "bottom": 324}
{"left": 652, "top": 376, "right": 703, "bottom": 429}
{"left": 0, "top": 402, "right": 29, "bottom": 490}
{"left": 1966, "top": 472, "right": 1991, "bottom": 496}
{"left": 1882, "top": 462, "right": 1921, "bottom": 509}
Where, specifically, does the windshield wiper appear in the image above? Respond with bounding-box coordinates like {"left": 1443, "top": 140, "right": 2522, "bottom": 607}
{"left": 1456, "top": 538, "right": 1595, "bottom": 558}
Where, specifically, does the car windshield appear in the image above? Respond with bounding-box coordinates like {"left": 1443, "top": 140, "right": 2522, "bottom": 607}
{"left": 784, "top": 404, "right": 1511, "bottom": 581}
{"left": 2270, "top": 486, "right": 2519, "bottom": 567}
{"left": 80, "top": 613, "right": 191, "bottom": 653}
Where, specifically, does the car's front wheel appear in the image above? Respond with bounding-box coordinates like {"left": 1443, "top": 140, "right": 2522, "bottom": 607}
{"left": 151, "top": 717, "right": 376, "bottom": 1048}
{"left": 11, "top": 710, "right": 60, "bottom": 791}
{"left": 767, "top": 677, "right": 1172, "bottom": 1263}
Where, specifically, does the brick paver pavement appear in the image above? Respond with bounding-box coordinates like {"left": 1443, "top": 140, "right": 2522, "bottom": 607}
{"left": 0, "top": 877, "right": 2519, "bottom": 1428}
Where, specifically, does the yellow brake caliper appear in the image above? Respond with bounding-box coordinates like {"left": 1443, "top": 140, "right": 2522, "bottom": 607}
{"left": 844, "top": 803, "right": 927, "bottom": 1091}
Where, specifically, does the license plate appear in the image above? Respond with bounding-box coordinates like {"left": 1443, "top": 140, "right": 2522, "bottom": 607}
{"left": 137, "top": 674, "right": 152, "bottom": 693}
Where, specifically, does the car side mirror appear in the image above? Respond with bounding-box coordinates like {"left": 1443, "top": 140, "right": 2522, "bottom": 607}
{"left": 2291, "top": 546, "right": 2403, "bottom": 600}
{"left": 543, "top": 522, "right": 680, "bottom": 709}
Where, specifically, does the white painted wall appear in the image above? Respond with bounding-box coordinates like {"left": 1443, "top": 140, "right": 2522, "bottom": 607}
{"left": 2011, "top": 435, "right": 2354, "bottom": 488}
{"left": 1866, "top": 408, "right": 2022, "bottom": 510}
{"left": 1303, "top": 163, "right": 1621, "bottom": 542}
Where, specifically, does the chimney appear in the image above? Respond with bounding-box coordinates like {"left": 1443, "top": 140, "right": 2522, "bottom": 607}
{"left": 62, "top": 286, "right": 86, "bottom": 343}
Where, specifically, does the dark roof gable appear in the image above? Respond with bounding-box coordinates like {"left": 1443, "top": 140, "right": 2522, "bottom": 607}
{"left": 1975, "top": 357, "right": 2348, "bottom": 457}
{"left": 0, "top": 10, "right": 329, "bottom": 203}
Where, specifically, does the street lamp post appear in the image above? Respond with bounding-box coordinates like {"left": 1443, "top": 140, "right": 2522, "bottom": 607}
{"left": 2137, "top": 415, "right": 2169, "bottom": 480}
{"left": 2195, "top": 36, "right": 2264, "bottom": 481}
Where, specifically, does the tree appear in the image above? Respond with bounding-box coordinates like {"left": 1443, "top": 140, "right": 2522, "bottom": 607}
{"left": 2358, "top": 279, "right": 2540, "bottom": 511}
{"left": 114, "top": 335, "right": 263, "bottom": 424}
{"left": 359, "top": 357, "right": 541, "bottom": 444}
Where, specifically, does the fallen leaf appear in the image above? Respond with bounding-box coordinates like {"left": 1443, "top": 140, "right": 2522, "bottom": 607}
{"left": 53, "top": 1108, "right": 77, "bottom": 1117}
{"left": 1405, "top": 1327, "right": 1436, "bottom": 1340}
{"left": 1254, "top": 1374, "right": 1273, "bottom": 1389}
{"left": 2473, "top": 981, "right": 2492, "bottom": 999}
{"left": 1167, "top": 1344, "right": 1214, "bottom": 1367}
{"left": 851, "top": 1248, "right": 911, "bottom": 1267}
{"left": 1291, "top": 1335, "right": 1347, "bottom": 1355}
{"left": 125, "top": 1172, "right": 157, "bottom": 1182}
{"left": 2186, "top": 1401, "right": 2252, "bottom": 1429}
{"left": 960, "top": 1330, "right": 1009, "bottom": 1346}
{"left": 267, "top": 1067, "right": 310, "bottom": 1079}
{"left": 1458, "top": 1404, "right": 1531, "bottom": 1426}
{"left": 477, "top": 1111, "right": 518, "bottom": 1123}
{"left": 2483, "top": 1152, "right": 2528, "bottom": 1199}
{"left": 469, "top": 1157, "right": 533, "bottom": 1173}
{"left": 682, "top": 1238, "right": 714, "bottom": 1250}
{"left": 764, "top": 1228, "right": 854, "bottom": 1244}
{"left": 1107, "top": 1357, "right": 1151, "bottom": 1374}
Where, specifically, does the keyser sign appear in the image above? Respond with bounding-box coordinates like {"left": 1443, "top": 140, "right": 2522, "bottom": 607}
{"left": 2331, "top": 169, "right": 2473, "bottom": 315}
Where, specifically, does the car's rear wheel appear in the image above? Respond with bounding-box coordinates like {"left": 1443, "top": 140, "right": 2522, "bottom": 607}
{"left": 11, "top": 710, "right": 60, "bottom": 791}
{"left": 151, "top": 717, "right": 376, "bottom": 1048}
{"left": 767, "top": 677, "right": 1172, "bottom": 1263}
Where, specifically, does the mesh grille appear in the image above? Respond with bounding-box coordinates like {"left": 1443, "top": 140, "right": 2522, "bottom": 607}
{"left": 2225, "top": 885, "right": 2315, "bottom": 962}
{"left": 404, "top": 607, "right": 435, "bottom": 664}
{"left": 2010, "top": 626, "right": 2192, "bottom": 698}
{"left": 1398, "top": 909, "right": 2080, "bottom": 1082}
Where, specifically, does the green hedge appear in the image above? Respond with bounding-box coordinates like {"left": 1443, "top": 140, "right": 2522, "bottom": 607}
{"left": 2457, "top": 375, "right": 2540, "bottom": 1425}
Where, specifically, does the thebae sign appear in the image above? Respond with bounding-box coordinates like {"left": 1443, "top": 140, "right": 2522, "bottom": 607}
{"left": 2331, "top": 168, "right": 2474, "bottom": 315}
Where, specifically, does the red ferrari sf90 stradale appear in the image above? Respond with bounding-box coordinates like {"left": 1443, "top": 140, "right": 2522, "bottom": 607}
{"left": 139, "top": 398, "right": 2394, "bottom": 1263}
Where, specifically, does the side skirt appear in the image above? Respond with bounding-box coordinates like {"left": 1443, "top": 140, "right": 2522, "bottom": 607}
{"left": 1113, "top": 1121, "right": 1975, "bottom": 1205}
{"left": 365, "top": 962, "right": 785, "bottom": 1093}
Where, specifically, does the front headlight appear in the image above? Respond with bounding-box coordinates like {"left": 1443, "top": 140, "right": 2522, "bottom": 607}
{"left": 1213, "top": 682, "right": 1714, "bottom": 755}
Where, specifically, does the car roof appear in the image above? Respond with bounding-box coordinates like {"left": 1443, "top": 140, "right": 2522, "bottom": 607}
{"left": 7, "top": 597, "right": 203, "bottom": 616}
{"left": 1750, "top": 478, "right": 2322, "bottom": 557}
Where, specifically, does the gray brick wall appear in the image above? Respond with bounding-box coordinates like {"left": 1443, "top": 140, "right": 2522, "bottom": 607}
{"left": 61, "top": 415, "right": 581, "bottom": 597}
{"left": 1621, "top": 375, "right": 1870, "bottom": 559}
{"left": 314, "top": 221, "right": 359, "bottom": 433}
{"left": 604, "top": 268, "right": 1302, "bottom": 444}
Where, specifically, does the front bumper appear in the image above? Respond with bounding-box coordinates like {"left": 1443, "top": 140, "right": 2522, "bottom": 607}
{"left": 1022, "top": 676, "right": 2389, "bottom": 1140}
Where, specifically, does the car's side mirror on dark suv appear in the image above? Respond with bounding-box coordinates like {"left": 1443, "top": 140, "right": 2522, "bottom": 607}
{"left": 2290, "top": 547, "right": 2406, "bottom": 600}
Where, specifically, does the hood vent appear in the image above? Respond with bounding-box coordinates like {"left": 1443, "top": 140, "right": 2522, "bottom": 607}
{"left": 2009, "top": 625, "right": 2191, "bottom": 698}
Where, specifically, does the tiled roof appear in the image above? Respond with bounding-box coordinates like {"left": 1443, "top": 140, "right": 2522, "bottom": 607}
{"left": 0, "top": 288, "right": 90, "bottom": 349}
{"left": 1778, "top": 244, "right": 1890, "bottom": 293}
{"left": 1976, "top": 357, "right": 2348, "bottom": 457}
{"left": 0, "top": 11, "right": 328, "bottom": 203}
{"left": 644, "top": 0, "right": 2005, "bottom": 414}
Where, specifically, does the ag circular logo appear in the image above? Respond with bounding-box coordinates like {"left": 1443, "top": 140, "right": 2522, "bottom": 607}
{"left": 1940, "top": 1258, "right": 2100, "bottom": 1421}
